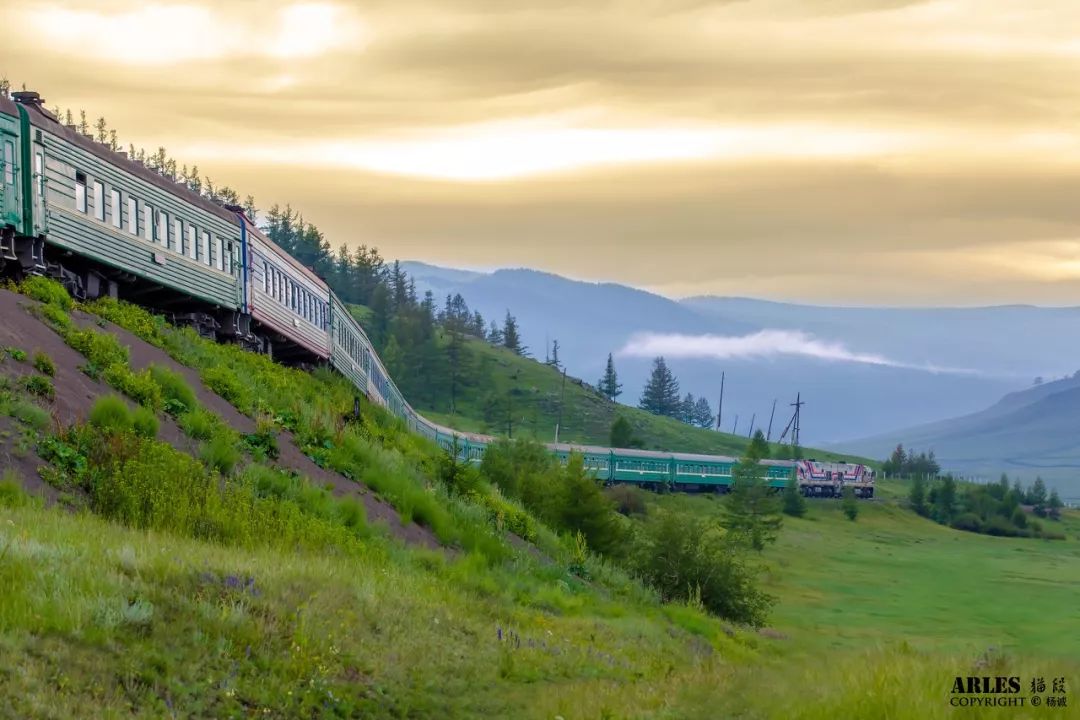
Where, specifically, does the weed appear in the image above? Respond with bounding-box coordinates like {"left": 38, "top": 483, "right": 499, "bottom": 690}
{"left": 131, "top": 406, "right": 159, "bottom": 439}
{"left": 5, "top": 346, "right": 27, "bottom": 362}
{"left": 31, "top": 351, "right": 56, "bottom": 376}
{"left": 201, "top": 434, "right": 240, "bottom": 476}
{"left": 179, "top": 408, "right": 216, "bottom": 440}
{"left": 148, "top": 364, "right": 196, "bottom": 413}
{"left": 23, "top": 374, "right": 55, "bottom": 401}
{"left": 20, "top": 275, "right": 73, "bottom": 310}
{"left": 10, "top": 400, "right": 50, "bottom": 431}
{"left": 89, "top": 395, "right": 132, "bottom": 433}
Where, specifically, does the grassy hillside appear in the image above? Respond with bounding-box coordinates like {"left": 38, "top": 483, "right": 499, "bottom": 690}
{"left": 2, "top": 283, "right": 1076, "bottom": 718}
{"left": 403, "top": 322, "right": 861, "bottom": 462}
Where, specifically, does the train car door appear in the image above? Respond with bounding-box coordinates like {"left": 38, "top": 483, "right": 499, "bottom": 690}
{"left": 0, "top": 130, "right": 19, "bottom": 235}
{"left": 29, "top": 132, "right": 47, "bottom": 237}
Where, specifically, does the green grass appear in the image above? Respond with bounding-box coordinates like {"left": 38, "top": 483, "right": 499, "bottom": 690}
{"left": 407, "top": 325, "right": 863, "bottom": 462}
{"left": 651, "top": 481, "right": 1080, "bottom": 657}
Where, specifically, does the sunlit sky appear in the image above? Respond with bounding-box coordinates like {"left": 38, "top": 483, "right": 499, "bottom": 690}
{"left": 6, "top": 0, "right": 1080, "bottom": 304}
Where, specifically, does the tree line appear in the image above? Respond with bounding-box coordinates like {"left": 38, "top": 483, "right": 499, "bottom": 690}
{"left": 908, "top": 472, "right": 1065, "bottom": 539}
{"left": 596, "top": 354, "right": 716, "bottom": 430}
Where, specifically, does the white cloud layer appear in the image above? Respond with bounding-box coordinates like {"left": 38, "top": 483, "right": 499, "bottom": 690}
{"left": 618, "top": 330, "right": 977, "bottom": 375}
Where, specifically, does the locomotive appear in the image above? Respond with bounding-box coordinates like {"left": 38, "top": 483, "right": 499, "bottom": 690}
{"left": 0, "top": 91, "right": 872, "bottom": 498}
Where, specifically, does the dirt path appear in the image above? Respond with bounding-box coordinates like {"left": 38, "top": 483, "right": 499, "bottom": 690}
{"left": 0, "top": 289, "right": 441, "bottom": 550}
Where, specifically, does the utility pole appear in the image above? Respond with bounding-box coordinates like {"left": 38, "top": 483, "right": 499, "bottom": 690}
{"left": 732, "top": 414, "right": 738, "bottom": 435}
{"left": 747, "top": 413, "right": 755, "bottom": 438}
{"left": 555, "top": 367, "right": 567, "bottom": 443}
{"left": 766, "top": 399, "right": 776, "bottom": 442}
{"left": 790, "top": 392, "right": 804, "bottom": 448}
{"left": 716, "top": 371, "right": 724, "bottom": 432}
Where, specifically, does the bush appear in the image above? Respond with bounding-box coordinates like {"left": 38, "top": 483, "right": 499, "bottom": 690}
{"left": 842, "top": 486, "right": 859, "bottom": 521}
{"left": 21, "top": 276, "right": 73, "bottom": 310}
{"left": 23, "top": 374, "right": 55, "bottom": 401}
{"left": 200, "top": 434, "right": 240, "bottom": 476}
{"left": 32, "top": 351, "right": 56, "bottom": 377}
{"left": 10, "top": 400, "right": 51, "bottom": 431}
{"left": 67, "top": 328, "right": 129, "bottom": 370}
{"left": 634, "top": 510, "right": 773, "bottom": 626}
{"left": 89, "top": 395, "right": 132, "bottom": 433}
{"left": 0, "top": 470, "right": 33, "bottom": 508}
{"left": 242, "top": 418, "right": 279, "bottom": 460}
{"left": 606, "top": 484, "right": 648, "bottom": 517}
{"left": 950, "top": 512, "right": 983, "bottom": 533}
{"left": 102, "top": 365, "right": 162, "bottom": 410}
{"left": 131, "top": 406, "right": 159, "bottom": 439}
{"left": 4, "top": 347, "right": 27, "bottom": 362}
{"left": 148, "top": 364, "right": 196, "bottom": 414}
{"left": 179, "top": 408, "right": 217, "bottom": 440}
{"left": 201, "top": 366, "right": 251, "bottom": 412}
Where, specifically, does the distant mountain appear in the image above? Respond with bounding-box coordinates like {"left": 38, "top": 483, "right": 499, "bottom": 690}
{"left": 399, "top": 262, "right": 1080, "bottom": 447}
{"left": 836, "top": 375, "right": 1080, "bottom": 499}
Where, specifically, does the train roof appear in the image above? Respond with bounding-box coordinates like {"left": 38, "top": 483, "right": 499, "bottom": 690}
{"left": 12, "top": 91, "right": 238, "bottom": 226}
{"left": 241, "top": 214, "right": 329, "bottom": 291}
{"left": 0, "top": 95, "right": 17, "bottom": 119}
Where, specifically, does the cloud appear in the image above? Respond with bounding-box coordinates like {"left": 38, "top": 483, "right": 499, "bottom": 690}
{"left": 617, "top": 330, "right": 978, "bottom": 374}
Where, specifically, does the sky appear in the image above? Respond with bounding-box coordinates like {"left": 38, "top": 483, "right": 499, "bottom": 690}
{"left": 5, "top": 0, "right": 1080, "bottom": 305}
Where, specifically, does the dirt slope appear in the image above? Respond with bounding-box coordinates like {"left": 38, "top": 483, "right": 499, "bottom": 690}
{"left": 0, "top": 289, "right": 440, "bottom": 550}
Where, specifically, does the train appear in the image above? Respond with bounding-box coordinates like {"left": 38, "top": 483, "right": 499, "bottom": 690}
{"left": 0, "top": 90, "right": 873, "bottom": 498}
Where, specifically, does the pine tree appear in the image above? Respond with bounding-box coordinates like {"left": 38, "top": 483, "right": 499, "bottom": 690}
{"left": 1048, "top": 489, "right": 1064, "bottom": 520}
{"left": 679, "top": 393, "right": 695, "bottom": 424}
{"left": 782, "top": 470, "right": 806, "bottom": 518}
{"left": 502, "top": 311, "right": 523, "bottom": 355}
{"left": 243, "top": 195, "right": 258, "bottom": 222}
{"left": 94, "top": 116, "right": 108, "bottom": 144}
{"left": 598, "top": 353, "right": 622, "bottom": 402}
{"left": 109, "top": 129, "right": 120, "bottom": 152}
{"left": 909, "top": 475, "right": 928, "bottom": 516}
{"left": 842, "top": 486, "right": 859, "bottom": 521}
{"left": 487, "top": 320, "right": 503, "bottom": 346}
{"left": 548, "top": 339, "right": 561, "bottom": 369}
{"left": 368, "top": 284, "right": 391, "bottom": 348}
{"left": 638, "top": 357, "right": 680, "bottom": 417}
{"left": 78, "top": 110, "right": 89, "bottom": 135}
{"left": 693, "top": 396, "right": 714, "bottom": 428}
{"left": 725, "top": 430, "right": 781, "bottom": 551}
{"left": 610, "top": 416, "right": 635, "bottom": 448}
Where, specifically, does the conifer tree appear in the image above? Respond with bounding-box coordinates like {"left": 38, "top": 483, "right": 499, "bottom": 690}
{"left": 639, "top": 357, "right": 680, "bottom": 417}
{"left": 782, "top": 470, "right": 807, "bottom": 518}
{"left": 693, "top": 396, "right": 714, "bottom": 428}
{"left": 598, "top": 353, "right": 622, "bottom": 401}
{"left": 502, "top": 311, "right": 523, "bottom": 355}
{"left": 725, "top": 430, "right": 781, "bottom": 551}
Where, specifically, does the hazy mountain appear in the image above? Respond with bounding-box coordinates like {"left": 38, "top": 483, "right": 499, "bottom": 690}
{"left": 836, "top": 375, "right": 1080, "bottom": 499}
{"left": 399, "top": 262, "right": 1080, "bottom": 448}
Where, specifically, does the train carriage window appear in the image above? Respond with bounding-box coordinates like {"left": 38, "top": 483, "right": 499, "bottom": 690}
{"left": 93, "top": 181, "right": 105, "bottom": 221}
{"left": 3, "top": 141, "right": 14, "bottom": 186}
{"left": 187, "top": 225, "right": 197, "bottom": 259}
{"left": 262, "top": 261, "right": 269, "bottom": 293}
{"left": 111, "top": 189, "right": 121, "bottom": 228}
{"left": 200, "top": 231, "right": 210, "bottom": 265}
{"left": 158, "top": 210, "right": 168, "bottom": 248}
{"left": 142, "top": 204, "right": 153, "bottom": 241}
{"left": 223, "top": 241, "right": 232, "bottom": 275}
{"left": 127, "top": 197, "right": 137, "bottom": 234}
{"left": 35, "top": 152, "right": 44, "bottom": 196}
{"left": 213, "top": 235, "right": 223, "bottom": 271}
{"left": 173, "top": 218, "right": 182, "bottom": 253}
{"left": 75, "top": 172, "right": 87, "bottom": 213}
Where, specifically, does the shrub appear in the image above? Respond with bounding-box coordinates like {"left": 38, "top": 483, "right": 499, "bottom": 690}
{"left": 40, "top": 303, "right": 73, "bottom": 330}
{"left": 950, "top": 512, "right": 983, "bottom": 533}
{"left": 148, "top": 364, "right": 197, "bottom": 414}
{"left": 634, "top": 510, "right": 774, "bottom": 626}
{"left": 131, "top": 406, "right": 159, "bottom": 439}
{"left": 21, "top": 276, "right": 73, "bottom": 310}
{"left": 842, "top": 486, "right": 859, "bottom": 521}
{"left": 32, "top": 351, "right": 56, "bottom": 377}
{"left": 10, "top": 400, "right": 50, "bottom": 431}
{"left": 0, "top": 470, "right": 33, "bottom": 508}
{"left": 179, "top": 408, "right": 217, "bottom": 440}
{"left": 89, "top": 395, "right": 132, "bottom": 433}
{"left": 243, "top": 418, "right": 279, "bottom": 460}
{"left": 201, "top": 434, "right": 240, "bottom": 476}
{"left": 606, "top": 484, "right": 648, "bottom": 517}
{"left": 23, "top": 374, "right": 55, "bottom": 401}
{"left": 201, "top": 366, "right": 250, "bottom": 412}
{"left": 102, "top": 365, "right": 162, "bottom": 410}
{"left": 4, "top": 347, "right": 27, "bottom": 362}
{"left": 67, "top": 328, "right": 129, "bottom": 369}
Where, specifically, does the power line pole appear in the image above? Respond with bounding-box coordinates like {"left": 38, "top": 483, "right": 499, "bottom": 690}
{"left": 790, "top": 392, "right": 804, "bottom": 448}
{"left": 555, "top": 367, "right": 567, "bottom": 443}
{"left": 732, "top": 414, "right": 738, "bottom": 435}
{"left": 747, "top": 413, "right": 755, "bottom": 438}
{"left": 766, "top": 399, "right": 776, "bottom": 442}
{"left": 716, "top": 371, "right": 724, "bottom": 432}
